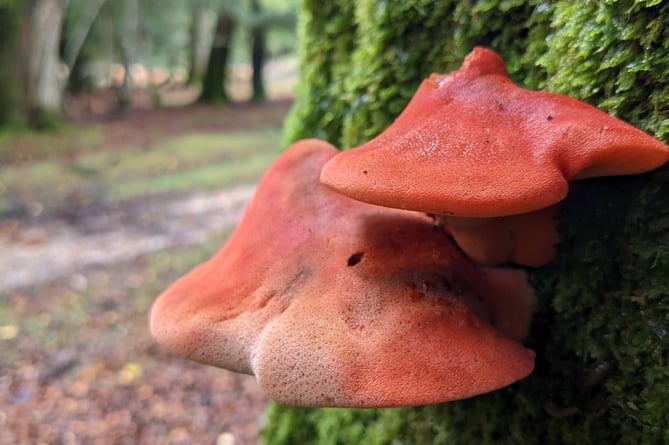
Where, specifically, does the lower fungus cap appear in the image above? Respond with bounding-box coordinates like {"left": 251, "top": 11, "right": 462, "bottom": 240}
{"left": 150, "top": 139, "right": 536, "bottom": 408}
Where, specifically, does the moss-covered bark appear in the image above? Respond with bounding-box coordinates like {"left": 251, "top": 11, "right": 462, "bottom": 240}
{"left": 283, "top": 0, "right": 540, "bottom": 148}
{"left": 281, "top": 0, "right": 357, "bottom": 145}
{"left": 266, "top": 1, "right": 669, "bottom": 444}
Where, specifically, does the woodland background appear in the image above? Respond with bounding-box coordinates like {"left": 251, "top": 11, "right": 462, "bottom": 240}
{"left": 1, "top": 1, "right": 668, "bottom": 444}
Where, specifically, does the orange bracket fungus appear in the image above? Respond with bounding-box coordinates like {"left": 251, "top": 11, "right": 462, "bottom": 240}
{"left": 320, "top": 47, "right": 669, "bottom": 266}
{"left": 150, "top": 139, "right": 535, "bottom": 408}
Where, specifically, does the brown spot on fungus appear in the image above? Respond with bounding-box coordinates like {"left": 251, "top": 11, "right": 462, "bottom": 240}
{"left": 347, "top": 252, "right": 364, "bottom": 267}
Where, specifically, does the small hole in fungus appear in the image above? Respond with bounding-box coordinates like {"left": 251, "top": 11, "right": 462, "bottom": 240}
{"left": 347, "top": 252, "right": 364, "bottom": 267}
{"left": 546, "top": 115, "right": 553, "bottom": 121}
{"left": 363, "top": 170, "right": 368, "bottom": 174}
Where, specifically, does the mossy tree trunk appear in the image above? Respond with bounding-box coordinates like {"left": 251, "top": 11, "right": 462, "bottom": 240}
{"left": 264, "top": 1, "right": 669, "bottom": 444}
{"left": 280, "top": 0, "right": 357, "bottom": 145}
{"left": 199, "top": 10, "right": 236, "bottom": 104}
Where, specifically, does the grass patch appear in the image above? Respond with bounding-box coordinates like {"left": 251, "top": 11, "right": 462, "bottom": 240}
{"left": 0, "top": 129, "right": 281, "bottom": 215}
{"left": 0, "top": 124, "right": 103, "bottom": 164}
{"left": 113, "top": 149, "right": 276, "bottom": 198}
{"left": 81, "top": 131, "right": 279, "bottom": 183}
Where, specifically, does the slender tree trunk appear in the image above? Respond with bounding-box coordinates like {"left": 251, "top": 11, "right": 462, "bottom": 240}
{"left": 116, "top": 40, "right": 133, "bottom": 109}
{"left": 187, "top": 0, "right": 208, "bottom": 85}
{"left": 0, "top": 1, "right": 23, "bottom": 127}
{"left": 250, "top": 0, "right": 266, "bottom": 102}
{"left": 114, "top": 0, "right": 139, "bottom": 110}
{"left": 24, "top": 0, "right": 68, "bottom": 128}
{"left": 199, "top": 10, "right": 235, "bottom": 104}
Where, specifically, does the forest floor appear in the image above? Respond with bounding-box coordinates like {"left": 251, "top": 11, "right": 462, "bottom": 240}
{"left": 0, "top": 86, "right": 294, "bottom": 444}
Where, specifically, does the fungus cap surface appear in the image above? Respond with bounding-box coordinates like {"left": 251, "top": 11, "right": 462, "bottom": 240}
{"left": 320, "top": 47, "right": 669, "bottom": 218}
{"left": 150, "top": 139, "right": 535, "bottom": 407}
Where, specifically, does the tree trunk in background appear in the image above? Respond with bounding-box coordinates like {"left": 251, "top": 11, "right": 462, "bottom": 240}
{"left": 0, "top": 0, "right": 23, "bottom": 127}
{"left": 116, "top": 40, "right": 133, "bottom": 109}
{"left": 199, "top": 10, "right": 235, "bottom": 104}
{"left": 187, "top": 0, "right": 208, "bottom": 85}
{"left": 249, "top": 0, "right": 265, "bottom": 102}
{"left": 114, "top": 0, "right": 139, "bottom": 110}
{"left": 263, "top": 1, "right": 669, "bottom": 444}
{"left": 0, "top": 0, "right": 68, "bottom": 129}
{"left": 27, "top": 0, "right": 68, "bottom": 127}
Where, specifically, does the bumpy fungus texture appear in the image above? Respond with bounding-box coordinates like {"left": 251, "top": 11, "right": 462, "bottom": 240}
{"left": 320, "top": 47, "right": 669, "bottom": 218}
{"left": 150, "top": 139, "right": 535, "bottom": 408}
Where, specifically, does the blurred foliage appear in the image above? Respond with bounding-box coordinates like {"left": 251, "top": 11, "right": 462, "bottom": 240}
{"left": 0, "top": 0, "right": 299, "bottom": 129}
{"left": 265, "top": 1, "right": 669, "bottom": 444}
{"left": 62, "top": 0, "right": 299, "bottom": 83}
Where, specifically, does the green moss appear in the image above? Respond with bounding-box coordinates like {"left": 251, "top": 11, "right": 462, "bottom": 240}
{"left": 266, "top": 0, "right": 669, "bottom": 443}
{"left": 536, "top": 0, "right": 669, "bottom": 139}
{"left": 281, "top": 0, "right": 357, "bottom": 146}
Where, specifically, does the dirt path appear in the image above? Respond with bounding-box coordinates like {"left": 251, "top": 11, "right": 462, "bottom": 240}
{"left": 1, "top": 97, "right": 294, "bottom": 292}
{"left": 0, "top": 97, "right": 293, "bottom": 445}
{"left": 0, "top": 185, "right": 255, "bottom": 292}
{"left": 0, "top": 185, "right": 272, "bottom": 445}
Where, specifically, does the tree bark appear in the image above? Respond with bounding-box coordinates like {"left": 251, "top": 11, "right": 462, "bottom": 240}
{"left": 0, "top": 0, "right": 69, "bottom": 128}
{"left": 0, "top": 1, "right": 23, "bottom": 126}
{"left": 250, "top": 0, "right": 265, "bottom": 102}
{"left": 28, "top": 0, "right": 68, "bottom": 126}
{"left": 116, "top": 37, "right": 133, "bottom": 109}
{"left": 186, "top": 0, "right": 208, "bottom": 85}
{"left": 0, "top": 0, "right": 68, "bottom": 128}
{"left": 199, "top": 10, "right": 235, "bottom": 104}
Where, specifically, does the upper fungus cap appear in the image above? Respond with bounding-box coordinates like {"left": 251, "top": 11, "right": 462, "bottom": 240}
{"left": 320, "top": 47, "right": 669, "bottom": 218}
{"left": 150, "top": 139, "right": 535, "bottom": 408}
